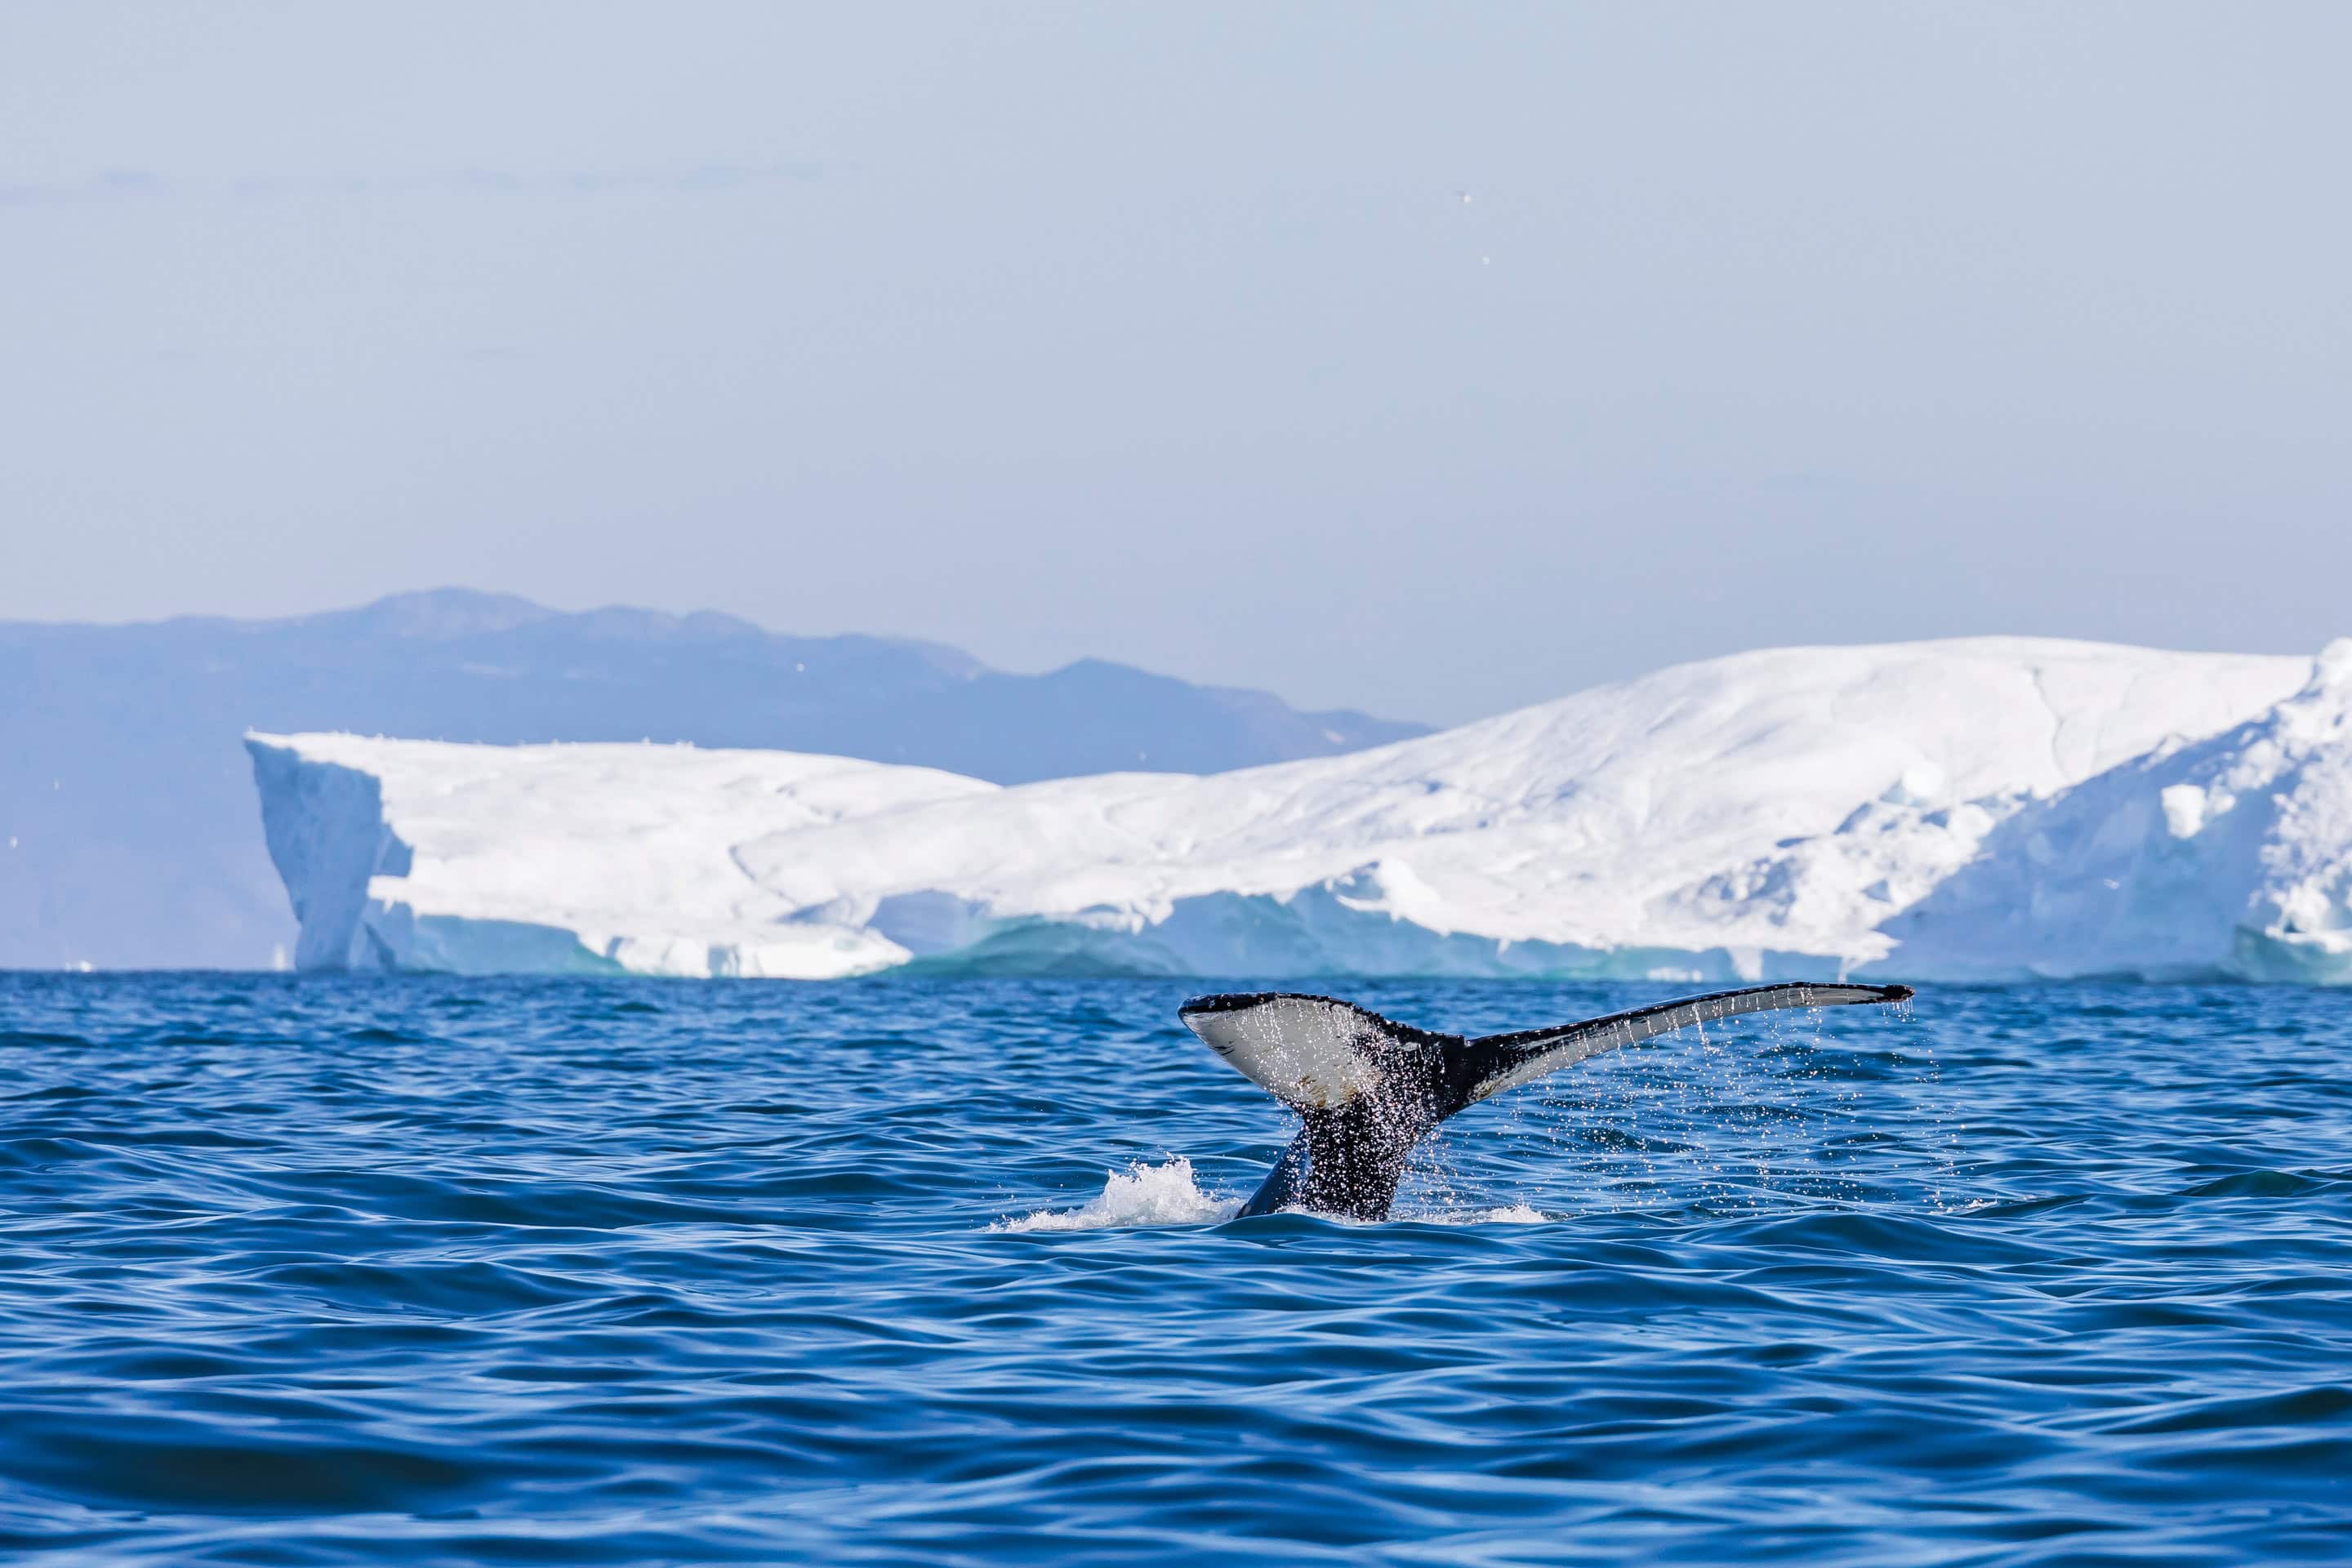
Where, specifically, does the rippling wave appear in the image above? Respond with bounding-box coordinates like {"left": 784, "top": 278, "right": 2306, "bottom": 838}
{"left": 2, "top": 974, "right": 2348, "bottom": 1563}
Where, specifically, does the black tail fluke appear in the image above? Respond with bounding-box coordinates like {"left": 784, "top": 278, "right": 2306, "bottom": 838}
{"left": 1437, "top": 982, "right": 1913, "bottom": 1111}
{"left": 1183, "top": 982, "right": 1913, "bottom": 1221}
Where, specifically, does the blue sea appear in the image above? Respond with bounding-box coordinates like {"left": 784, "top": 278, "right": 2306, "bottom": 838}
{"left": 2, "top": 974, "right": 2347, "bottom": 1565}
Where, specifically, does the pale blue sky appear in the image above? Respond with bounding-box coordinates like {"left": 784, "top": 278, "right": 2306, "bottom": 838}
{"left": 4, "top": 3, "right": 2346, "bottom": 724}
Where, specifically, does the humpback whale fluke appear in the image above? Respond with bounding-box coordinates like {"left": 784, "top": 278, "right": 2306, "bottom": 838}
{"left": 1179, "top": 982, "right": 1914, "bottom": 1221}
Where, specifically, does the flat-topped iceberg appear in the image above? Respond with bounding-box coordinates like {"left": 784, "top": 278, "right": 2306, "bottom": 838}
{"left": 247, "top": 637, "right": 2348, "bottom": 982}
{"left": 247, "top": 737, "right": 991, "bottom": 978}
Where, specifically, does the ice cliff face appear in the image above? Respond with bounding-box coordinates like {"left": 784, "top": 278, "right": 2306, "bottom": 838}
{"left": 247, "top": 637, "right": 2345, "bottom": 982}
{"left": 1885, "top": 639, "right": 2352, "bottom": 983}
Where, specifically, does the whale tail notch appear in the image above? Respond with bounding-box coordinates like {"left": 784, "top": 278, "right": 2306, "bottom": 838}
{"left": 1178, "top": 982, "right": 1913, "bottom": 1221}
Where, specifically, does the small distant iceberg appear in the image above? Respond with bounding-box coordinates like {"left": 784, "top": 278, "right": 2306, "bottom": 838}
{"left": 245, "top": 635, "right": 2352, "bottom": 983}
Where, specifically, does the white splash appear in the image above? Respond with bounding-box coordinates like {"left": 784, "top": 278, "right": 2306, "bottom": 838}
{"left": 996, "top": 1157, "right": 1575, "bottom": 1232}
{"left": 993, "top": 1157, "right": 1240, "bottom": 1232}
{"left": 1378, "top": 1192, "right": 1558, "bottom": 1226}
{"left": 1281, "top": 1198, "right": 1561, "bottom": 1227}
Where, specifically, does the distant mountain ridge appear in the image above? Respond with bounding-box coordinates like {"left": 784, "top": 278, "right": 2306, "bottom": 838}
{"left": 0, "top": 590, "right": 1428, "bottom": 969}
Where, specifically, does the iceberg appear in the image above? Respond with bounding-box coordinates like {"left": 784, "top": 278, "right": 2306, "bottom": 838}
{"left": 247, "top": 637, "right": 2343, "bottom": 982}
{"left": 247, "top": 735, "right": 992, "bottom": 978}
{"left": 1884, "top": 639, "right": 2352, "bottom": 982}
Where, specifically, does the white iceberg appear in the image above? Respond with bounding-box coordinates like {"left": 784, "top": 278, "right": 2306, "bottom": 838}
{"left": 1884, "top": 639, "right": 2352, "bottom": 982}
{"left": 247, "top": 736, "right": 991, "bottom": 978}
{"left": 247, "top": 636, "right": 2339, "bottom": 982}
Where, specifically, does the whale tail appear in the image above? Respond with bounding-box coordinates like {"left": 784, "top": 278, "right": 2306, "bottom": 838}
{"left": 1178, "top": 982, "right": 1913, "bottom": 1221}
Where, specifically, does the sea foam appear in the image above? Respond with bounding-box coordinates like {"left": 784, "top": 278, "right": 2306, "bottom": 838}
{"left": 992, "top": 1157, "right": 1241, "bottom": 1232}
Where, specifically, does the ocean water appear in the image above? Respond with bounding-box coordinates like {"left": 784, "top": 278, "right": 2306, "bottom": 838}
{"left": 2, "top": 974, "right": 2347, "bottom": 1566}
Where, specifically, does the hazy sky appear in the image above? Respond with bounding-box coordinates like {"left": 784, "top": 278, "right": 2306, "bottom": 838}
{"left": 4, "top": 3, "right": 2346, "bottom": 724}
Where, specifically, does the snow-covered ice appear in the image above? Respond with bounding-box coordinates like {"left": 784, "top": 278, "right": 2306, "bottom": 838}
{"left": 246, "top": 736, "right": 991, "bottom": 978}
{"left": 247, "top": 637, "right": 2346, "bottom": 982}
{"left": 1885, "top": 639, "right": 2352, "bottom": 982}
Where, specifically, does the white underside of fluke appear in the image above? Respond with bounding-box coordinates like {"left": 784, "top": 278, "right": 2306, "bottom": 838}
{"left": 1180, "top": 997, "right": 1388, "bottom": 1109}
